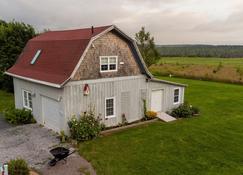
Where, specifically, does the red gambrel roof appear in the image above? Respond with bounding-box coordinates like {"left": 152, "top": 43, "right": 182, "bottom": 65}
{"left": 6, "top": 25, "right": 111, "bottom": 87}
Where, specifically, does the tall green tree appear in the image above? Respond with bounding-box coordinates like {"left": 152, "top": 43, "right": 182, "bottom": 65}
{"left": 135, "top": 27, "right": 160, "bottom": 67}
{"left": 0, "top": 20, "right": 36, "bottom": 92}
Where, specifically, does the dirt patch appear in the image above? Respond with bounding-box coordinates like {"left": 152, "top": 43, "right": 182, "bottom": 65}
{"left": 41, "top": 153, "right": 96, "bottom": 175}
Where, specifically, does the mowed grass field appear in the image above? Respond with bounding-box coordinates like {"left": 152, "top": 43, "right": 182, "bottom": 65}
{"left": 0, "top": 90, "right": 14, "bottom": 113}
{"left": 150, "top": 57, "right": 243, "bottom": 84}
{"left": 79, "top": 77, "right": 243, "bottom": 175}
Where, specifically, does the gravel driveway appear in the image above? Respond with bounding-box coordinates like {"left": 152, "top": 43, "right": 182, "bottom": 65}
{"left": 0, "top": 124, "right": 59, "bottom": 169}
{"left": 0, "top": 114, "right": 12, "bottom": 130}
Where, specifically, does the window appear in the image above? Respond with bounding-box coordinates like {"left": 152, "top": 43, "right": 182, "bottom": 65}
{"left": 173, "top": 88, "right": 180, "bottom": 104}
{"left": 100, "top": 56, "right": 118, "bottom": 72}
{"left": 22, "top": 90, "right": 32, "bottom": 110}
{"left": 105, "top": 97, "right": 115, "bottom": 118}
{"left": 31, "top": 49, "right": 41, "bottom": 65}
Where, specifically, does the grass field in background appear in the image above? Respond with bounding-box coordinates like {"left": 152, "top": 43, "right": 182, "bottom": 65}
{"left": 157, "top": 57, "right": 243, "bottom": 67}
{"left": 79, "top": 77, "right": 243, "bottom": 175}
{"left": 0, "top": 90, "right": 14, "bottom": 113}
{"left": 149, "top": 57, "right": 243, "bottom": 84}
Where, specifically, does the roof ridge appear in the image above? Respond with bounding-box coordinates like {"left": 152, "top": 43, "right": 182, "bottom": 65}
{"left": 46, "top": 25, "right": 113, "bottom": 33}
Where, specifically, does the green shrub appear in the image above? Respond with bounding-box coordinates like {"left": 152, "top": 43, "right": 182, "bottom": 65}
{"left": 68, "top": 109, "right": 102, "bottom": 142}
{"left": 8, "top": 158, "right": 29, "bottom": 175}
{"left": 4, "top": 108, "right": 36, "bottom": 125}
{"left": 170, "top": 103, "right": 200, "bottom": 118}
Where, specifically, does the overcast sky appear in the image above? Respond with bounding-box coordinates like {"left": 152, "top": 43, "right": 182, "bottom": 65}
{"left": 1, "top": 0, "right": 243, "bottom": 45}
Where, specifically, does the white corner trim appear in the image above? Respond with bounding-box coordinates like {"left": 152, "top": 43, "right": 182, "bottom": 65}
{"left": 5, "top": 72, "right": 62, "bottom": 88}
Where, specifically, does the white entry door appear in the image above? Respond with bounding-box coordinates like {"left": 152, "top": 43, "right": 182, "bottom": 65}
{"left": 151, "top": 90, "right": 163, "bottom": 112}
{"left": 42, "top": 96, "right": 61, "bottom": 132}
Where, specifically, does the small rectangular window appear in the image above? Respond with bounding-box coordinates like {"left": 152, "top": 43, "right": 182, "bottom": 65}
{"left": 22, "top": 90, "right": 32, "bottom": 110}
{"left": 173, "top": 88, "right": 180, "bottom": 104}
{"left": 100, "top": 56, "right": 118, "bottom": 72}
{"left": 105, "top": 97, "right": 115, "bottom": 118}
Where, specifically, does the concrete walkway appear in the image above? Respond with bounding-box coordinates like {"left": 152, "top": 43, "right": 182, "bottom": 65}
{"left": 157, "top": 112, "right": 176, "bottom": 122}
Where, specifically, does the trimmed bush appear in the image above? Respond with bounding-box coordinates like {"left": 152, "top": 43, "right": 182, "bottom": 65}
{"left": 68, "top": 109, "right": 102, "bottom": 142}
{"left": 8, "top": 158, "right": 29, "bottom": 175}
{"left": 4, "top": 108, "right": 36, "bottom": 125}
{"left": 146, "top": 111, "right": 157, "bottom": 119}
{"left": 170, "top": 103, "right": 199, "bottom": 118}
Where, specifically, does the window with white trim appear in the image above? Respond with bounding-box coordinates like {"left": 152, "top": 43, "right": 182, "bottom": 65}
{"left": 22, "top": 90, "right": 32, "bottom": 110}
{"left": 173, "top": 88, "right": 180, "bottom": 104}
{"left": 105, "top": 97, "right": 115, "bottom": 118}
{"left": 100, "top": 56, "right": 118, "bottom": 72}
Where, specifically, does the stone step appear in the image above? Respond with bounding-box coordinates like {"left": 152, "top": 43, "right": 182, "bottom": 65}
{"left": 157, "top": 112, "right": 176, "bottom": 122}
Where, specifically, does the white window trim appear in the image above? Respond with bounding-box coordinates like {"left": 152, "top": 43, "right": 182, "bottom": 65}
{"left": 105, "top": 97, "right": 116, "bottom": 119}
{"left": 173, "top": 88, "right": 180, "bottom": 104}
{"left": 22, "top": 89, "right": 32, "bottom": 111}
{"left": 100, "top": 56, "right": 118, "bottom": 73}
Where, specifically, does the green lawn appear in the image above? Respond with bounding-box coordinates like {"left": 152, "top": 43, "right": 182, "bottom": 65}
{"left": 79, "top": 77, "right": 243, "bottom": 175}
{"left": 157, "top": 57, "right": 243, "bottom": 67}
{"left": 0, "top": 90, "right": 14, "bottom": 113}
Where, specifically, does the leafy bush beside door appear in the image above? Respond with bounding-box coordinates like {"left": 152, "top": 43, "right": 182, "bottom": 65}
{"left": 4, "top": 108, "right": 36, "bottom": 125}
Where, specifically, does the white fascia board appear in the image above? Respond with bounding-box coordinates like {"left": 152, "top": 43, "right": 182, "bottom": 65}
{"left": 5, "top": 72, "right": 62, "bottom": 88}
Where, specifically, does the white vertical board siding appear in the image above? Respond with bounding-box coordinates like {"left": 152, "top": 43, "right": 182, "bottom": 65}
{"left": 64, "top": 76, "right": 147, "bottom": 127}
{"left": 13, "top": 76, "right": 184, "bottom": 131}
{"left": 42, "top": 96, "right": 62, "bottom": 132}
{"left": 13, "top": 78, "right": 64, "bottom": 131}
{"left": 63, "top": 75, "right": 185, "bottom": 127}
{"left": 148, "top": 82, "right": 185, "bottom": 112}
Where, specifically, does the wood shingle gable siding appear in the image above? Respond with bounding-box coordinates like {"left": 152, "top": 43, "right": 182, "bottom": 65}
{"left": 72, "top": 31, "right": 141, "bottom": 80}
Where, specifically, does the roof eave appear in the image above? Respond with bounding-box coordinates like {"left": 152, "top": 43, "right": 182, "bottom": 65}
{"left": 5, "top": 71, "right": 63, "bottom": 88}
{"left": 150, "top": 78, "right": 187, "bottom": 87}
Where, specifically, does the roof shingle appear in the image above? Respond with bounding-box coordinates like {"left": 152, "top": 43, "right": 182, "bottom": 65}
{"left": 6, "top": 25, "right": 111, "bottom": 86}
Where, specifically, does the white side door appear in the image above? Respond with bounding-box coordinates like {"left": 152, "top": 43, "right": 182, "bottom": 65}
{"left": 151, "top": 90, "right": 163, "bottom": 112}
{"left": 42, "top": 96, "right": 61, "bottom": 132}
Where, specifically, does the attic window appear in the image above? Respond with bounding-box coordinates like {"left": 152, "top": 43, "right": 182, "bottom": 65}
{"left": 100, "top": 56, "right": 118, "bottom": 72}
{"left": 31, "top": 50, "right": 41, "bottom": 64}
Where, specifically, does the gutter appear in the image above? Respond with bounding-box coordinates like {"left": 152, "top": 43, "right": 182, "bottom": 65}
{"left": 149, "top": 78, "right": 187, "bottom": 87}
{"left": 4, "top": 71, "right": 62, "bottom": 88}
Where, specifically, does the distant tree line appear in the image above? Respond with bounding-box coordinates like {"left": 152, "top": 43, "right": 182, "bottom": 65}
{"left": 157, "top": 45, "right": 243, "bottom": 58}
{"left": 0, "top": 19, "right": 36, "bottom": 91}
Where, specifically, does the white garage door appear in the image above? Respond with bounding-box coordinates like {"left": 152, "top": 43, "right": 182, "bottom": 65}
{"left": 151, "top": 90, "right": 163, "bottom": 112}
{"left": 42, "top": 96, "right": 61, "bottom": 132}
